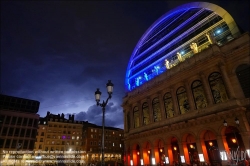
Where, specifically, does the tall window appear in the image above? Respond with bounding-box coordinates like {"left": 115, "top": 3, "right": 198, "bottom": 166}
{"left": 133, "top": 106, "right": 140, "bottom": 128}
{"left": 236, "top": 64, "right": 250, "bottom": 98}
{"left": 209, "top": 72, "right": 228, "bottom": 103}
{"left": 164, "top": 92, "right": 174, "bottom": 118}
{"left": 152, "top": 97, "right": 161, "bottom": 122}
{"left": 142, "top": 102, "right": 150, "bottom": 125}
{"left": 177, "top": 87, "right": 190, "bottom": 114}
{"left": 192, "top": 80, "right": 207, "bottom": 109}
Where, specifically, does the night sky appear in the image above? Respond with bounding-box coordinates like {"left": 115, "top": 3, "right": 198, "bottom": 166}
{"left": 1, "top": 1, "right": 249, "bottom": 129}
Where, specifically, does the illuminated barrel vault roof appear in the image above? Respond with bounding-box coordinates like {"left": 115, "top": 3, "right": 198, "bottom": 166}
{"left": 125, "top": 2, "right": 240, "bottom": 91}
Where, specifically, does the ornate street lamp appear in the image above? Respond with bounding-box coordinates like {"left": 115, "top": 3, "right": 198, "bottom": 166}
{"left": 95, "top": 80, "right": 114, "bottom": 166}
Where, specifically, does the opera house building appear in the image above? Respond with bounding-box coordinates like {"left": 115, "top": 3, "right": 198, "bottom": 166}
{"left": 122, "top": 2, "right": 249, "bottom": 166}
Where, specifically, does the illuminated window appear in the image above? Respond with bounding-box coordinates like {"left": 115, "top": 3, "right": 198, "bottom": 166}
{"left": 91, "top": 129, "right": 93, "bottom": 132}
{"left": 44, "top": 122, "right": 46, "bottom": 124}
{"left": 142, "top": 102, "right": 150, "bottom": 125}
{"left": 209, "top": 72, "right": 228, "bottom": 103}
{"left": 76, "top": 136, "right": 79, "bottom": 140}
{"left": 152, "top": 97, "right": 161, "bottom": 122}
{"left": 177, "top": 87, "right": 189, "bottom": 114}
{"left": 113, "top": 143, "right": 115, "bottom": 146}
{"left": 72, "top": 136, "right": 75, "bottom": 140}
{"left": 164, "top": 92, "right": 174, "bottom": 118}
{"left": 191, "top": 80, "right": 207, "bottom": 109}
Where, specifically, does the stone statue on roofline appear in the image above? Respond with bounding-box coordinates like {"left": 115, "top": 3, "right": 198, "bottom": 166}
{"left": 190, "top": 42, "right": 199, "bottom": 54}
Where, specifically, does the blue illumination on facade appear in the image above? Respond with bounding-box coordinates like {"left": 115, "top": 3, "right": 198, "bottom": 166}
{"left": 125, "top": 2, "right": 240, "bottom": 91}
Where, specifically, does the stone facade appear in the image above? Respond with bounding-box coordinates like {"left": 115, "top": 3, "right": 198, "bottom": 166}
{"left": 122, "top": 2, "right": 250, "bottom": 166}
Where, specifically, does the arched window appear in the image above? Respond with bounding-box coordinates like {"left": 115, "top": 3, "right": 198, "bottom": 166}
{"left": 163, "top": 92, "right": 174, "bottom": 118}
{"left": 142, "top": 102, "right": 150, "bottom": 125}
{"left": 192, "top": 80, "right": 207, "bottom": 109}
{"left": 133, "top": 106, "right": 139, "bottom": 128}
{"left": 236, "top": 64, "right": 250, "bottom": 98}
{"left": 152, "top": 97, "right": 161, "bottom": 122}
{"left": 177, "top": 87, "right": 190, "bottom": 114}
{"left": 208, "top": 72, "right": 228, "bottom": 103}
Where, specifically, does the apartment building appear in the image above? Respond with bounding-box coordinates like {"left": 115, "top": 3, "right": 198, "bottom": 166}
{"left": 0, "top": 94, "right": 40, "bottom": 166}
{"left": 83, "top": 123, "right": 124, "bottom": 165}
{"left": 34, "top": 111, "right": 85, "bottom": 165}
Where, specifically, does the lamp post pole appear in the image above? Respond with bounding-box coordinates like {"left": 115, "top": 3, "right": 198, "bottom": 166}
{"left": 95, "top": 80, "right": 114, "bottom": 166}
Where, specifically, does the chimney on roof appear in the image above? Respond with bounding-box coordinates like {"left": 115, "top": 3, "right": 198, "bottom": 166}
{"left": 61, "top": 113, "right": 64, "bottom": 119}
{"left": 47, "top": 111, "right": 50, "bottom": 117}
{"left": 72, "top": 115, "right": 74, "bottom": 121}
{"left": 69, "top": 115, "right": 71, "bottom": 120}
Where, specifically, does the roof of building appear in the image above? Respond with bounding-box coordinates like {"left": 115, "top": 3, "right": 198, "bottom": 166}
{"left": 0, "top": 94, "right": 40, "bottom": 113}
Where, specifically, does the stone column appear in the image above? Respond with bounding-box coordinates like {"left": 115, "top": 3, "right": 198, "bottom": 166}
{"left": 199, "top": 72, "right": 214, "bottom": 106}
{"left": 129, "top": 105, "right": 134, "bottom": 130}
{"left": 170, "top": 88, "right": 179, "bottom": 116}
{"left": 240, "top": 132, "right": 250, "bottom": 151}
{"left": 219, "top": 63, "right": 236, "bottom": 99}
{"left": 147, "top": 97, "right": 154, "bottom": 124}
{"left": 217, "top": 135, "right": 229, "bottom": 165}
{"left": 164, "top": 143, "right": 170, "bottom": 164}
{"left": 124, "top": 144, "right": 129, "bottom": 166}
{"left": 199, "top": 138, "right": 210, "bottom": 164}
{"left": 151, "top": 147, "right": 156, "bottom": 166}
{"left": 196, "top": 138, "right": 207, "bottom": 163}
{"left": 137, "top": 102, "right": 143, "bottom": 127}
{"left": 123, "top": 110, "right": 127, "bottom": 133}
{"left": 139, "top": 148, "right": 144, "bottom": 166}
{"left": 178, "top": 142, "right": 185, "bottom": 164}
{"left": 182, "top": 141, "right": 190, "bottom": 165}
{"left": 158, "top": 91, "right": 166, "bottom": 120}
{"left": 167, "top": 143, "right": 174, "bottom": 165}
{"left": 184, "top": 81, "right": 195, "bottom": 111}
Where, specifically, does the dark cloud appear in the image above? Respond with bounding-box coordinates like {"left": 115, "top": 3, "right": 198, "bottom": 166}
{"left": 68, "top": 102, "right": 124, "bottom": 129}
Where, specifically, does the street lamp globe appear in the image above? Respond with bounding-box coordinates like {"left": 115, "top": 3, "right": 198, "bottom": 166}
{"left": 106, "top": 80, "right": 114, "bottom": 95}
{"left": 95, "top": 88, "right": 102, "bottom": 103}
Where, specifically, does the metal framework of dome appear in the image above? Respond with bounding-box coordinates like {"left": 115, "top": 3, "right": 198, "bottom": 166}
{"left": 125, "top": 2, "right": 240, "bottom": 91}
